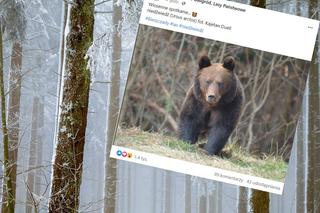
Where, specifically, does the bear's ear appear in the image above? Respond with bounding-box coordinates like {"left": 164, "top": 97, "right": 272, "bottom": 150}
{"left": 222, "top": 56, "right": 235, "bottom": 71}
{"left": 198, "top": 55, "right": 211, "bottom": 70}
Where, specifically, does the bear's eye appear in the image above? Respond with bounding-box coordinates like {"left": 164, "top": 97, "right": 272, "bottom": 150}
{"left": 206, "top": 80, "right": 211, "bottom": 85}
{"left": 218, "top": 82, "right": 224, "bottom": 89}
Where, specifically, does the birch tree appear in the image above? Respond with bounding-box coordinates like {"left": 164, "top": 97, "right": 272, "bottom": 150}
{"left": 49, "top": 0, "right": 95, "bottom": 212}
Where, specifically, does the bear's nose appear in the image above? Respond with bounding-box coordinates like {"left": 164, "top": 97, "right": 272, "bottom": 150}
{"left": 207, "top": 95, "right": 216, "bottom": 101}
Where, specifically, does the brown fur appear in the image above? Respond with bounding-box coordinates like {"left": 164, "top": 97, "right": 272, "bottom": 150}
{"left": 179, "top": 56, "right": 243, "bottom": 155}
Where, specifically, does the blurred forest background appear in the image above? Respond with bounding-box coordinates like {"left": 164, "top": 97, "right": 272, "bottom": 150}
{"left": 120, "top": 25, "right": 309, "bottom": 161}
{"left": 0, "top": 0, "right": 319, "bottom": 212}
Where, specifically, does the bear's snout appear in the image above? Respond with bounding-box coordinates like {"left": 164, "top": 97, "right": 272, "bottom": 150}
{"left": 207, "top": 95, "right": 216, "bottom": 102}
{"left": 206, "top": 84, "right": 220, "bottom": 104}
{"left": 206, "top": 93, "right": 220, "bottom": 104}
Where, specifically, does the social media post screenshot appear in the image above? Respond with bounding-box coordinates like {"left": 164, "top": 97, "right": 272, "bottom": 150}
{"left": 110, "top": 0, "right": 319, "bottom": 194}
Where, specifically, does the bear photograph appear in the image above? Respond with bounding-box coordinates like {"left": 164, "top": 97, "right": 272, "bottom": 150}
{"left": 114, "top": 25, "right": 309, "bottom": 182}
{"left": 179, "top": 55, "right": 243, "bottom": 155}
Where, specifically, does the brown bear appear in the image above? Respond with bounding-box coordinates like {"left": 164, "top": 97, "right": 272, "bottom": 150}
{"left": 178, "top": 55, "right": 243, "bottom": 155}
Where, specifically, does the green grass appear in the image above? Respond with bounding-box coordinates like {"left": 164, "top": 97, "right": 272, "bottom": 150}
{"left": 163, "top": 138, "right": 198, "bottom": 153}
{"left": 115, "top": 128, "right": 288, "bottom": 181}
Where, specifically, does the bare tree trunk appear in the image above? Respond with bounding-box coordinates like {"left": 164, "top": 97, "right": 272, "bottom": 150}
{"left": 49, "top": 0, "right": 94, "bottom": 212}
{"left": 307, "top": 1, "right": 319, "bottom": 212}
{"left": 250, "top": 190, "right": 269, "bottom": 213}
{"left": 1, "top": 38, "right": 23, "bottom": 213}
{"left": 185, "top": 175, "right": 191, "bottom": 213}
{"left": 7, "top": 41, "right": 22, "bottom": 204}
{"left": 0, "top": 23, "right": 15, "bottom": 213}
{"left": 25, "top": 97, "right": 40, "bottom": 213}
{"left": 164, "top": 172, "right": 171, "bottom": 213}
{"left": 296, "top": 0, "right": 301, "bottom": 16}
{"left": 34, "top": 99, "right": 44, "bottom": 196}
{"left": 207, "top": 185, "right": 214, "bottom": 213}
{"left": 238, "top": 187, "right": 248, "bottom": 213}
{"left": 296, "top": 120, "right": 305, "bottom": 213}
{"left": 104, "top": 1, "right": 122, "bottom": 212}
{"left": 313, "top": 48, "right": 320, "bottom": 213}
{"left": 215, "top": 182, "right": 222, "bottom": 213}
{"left": 295, "top": 5, "right": 305, "bottom": 209}
{"left": 295, "top": 5, "right": 306, "bottom": 212}
{"left": 199, "top": 183, "right": 207, "bottom": 213}
{"left": 250, "top": 0, "right": 266, "bottom": 7}
{"left": 126, "top": 164, "right": 131, "bottom": 212}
